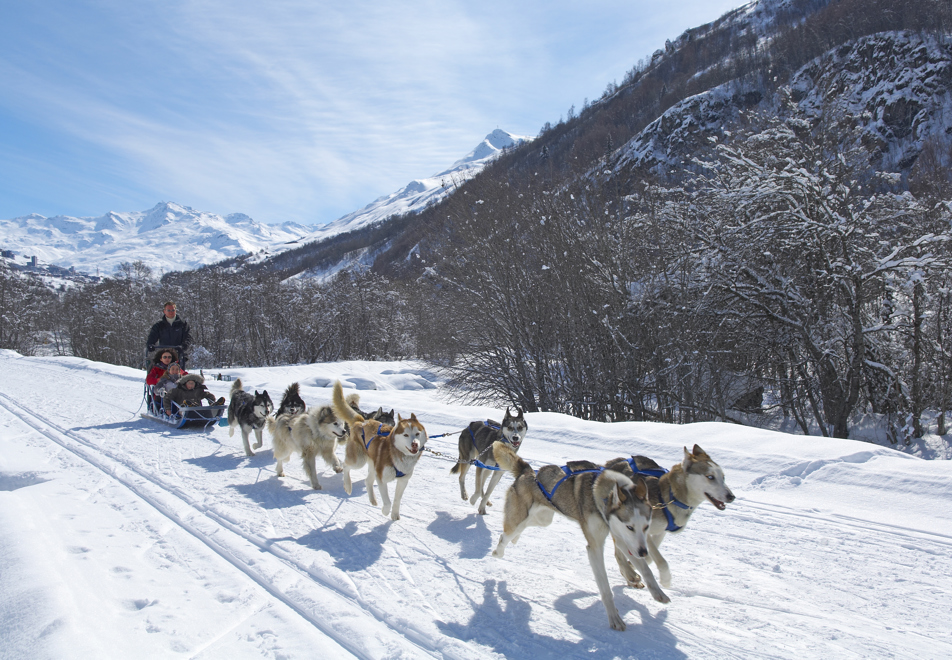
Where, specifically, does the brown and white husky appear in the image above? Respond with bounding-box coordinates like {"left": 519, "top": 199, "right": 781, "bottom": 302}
{"left": 331, "top": 380, "right": 428, "bottom": 520}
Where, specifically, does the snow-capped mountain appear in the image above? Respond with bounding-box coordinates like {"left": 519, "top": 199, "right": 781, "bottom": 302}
{"left": 298, "top": 129, "right": 531, "bottom": 246}
{"left": 1, "top": 130, "right": 529, "bottom": 278}
{"left": 0, "top": 202, "right": 309, "bottom": 276}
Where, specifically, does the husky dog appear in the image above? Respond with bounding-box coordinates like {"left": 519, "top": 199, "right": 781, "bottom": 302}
{"left": 266, "top": 404, "right": 346, "bottom": 489}
{"left": 346, "top": 392, "right": 396, "bottom": 426}
{"left": 275, "top": 382, "right": 307, "bottom": 418}
{"left": 451, "top": 408, "right": 528, "bottom": 515}
{"left": 492, "top": 441, "right": 668, "bottom": 631}
{"left": 228, "top": 379, "right": 274, "bottom": 456}
{"left": 604, "top": 445, "right": 735, "bottom": 590}
{"left": 332, "top": 381, "right": 427, "bottom": 520}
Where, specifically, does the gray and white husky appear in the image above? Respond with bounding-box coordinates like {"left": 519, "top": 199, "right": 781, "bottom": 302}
{"left": 228, "top": 378, "right": 274, "bottom": 456}
{"left": 451, "top": 408, "right": 527, "bottom": 515}
{"left": 604, "top": 444, "right": 735, "bottom": 590}
{"left": 491, "top": 441, "right": 669, "bottom": 631}
{"left": 267, "top": 404, "right": 346, "bottom": 489}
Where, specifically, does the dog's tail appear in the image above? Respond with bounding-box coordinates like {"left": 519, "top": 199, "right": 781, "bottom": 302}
{"left": 283, "top": 382, "right": 300, "bottom": 399}
{"left": 226, "top": 378, "right": 244, "bottom": 435}
{"left": 493, "top": 441, "right": 533, "bottom": 478}
{"left": 332, "top": 380, "right": 364, "bottom": 426}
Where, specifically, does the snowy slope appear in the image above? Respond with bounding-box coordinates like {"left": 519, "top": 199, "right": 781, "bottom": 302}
{"left": 296, "top": 129, "right": 532, "bottom": 246}
{"left": 1, "top": 351, "right": 950, "bottom": 659}
{"left": 613, "top": 30, "right": 952, "bottom": 177}
{"left": 0, "top": 202, "right": 309, "bottom": 276}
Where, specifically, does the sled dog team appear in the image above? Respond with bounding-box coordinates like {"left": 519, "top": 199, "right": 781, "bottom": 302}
{"left": 227, "top": 378, "right": 735, "bottom": 630}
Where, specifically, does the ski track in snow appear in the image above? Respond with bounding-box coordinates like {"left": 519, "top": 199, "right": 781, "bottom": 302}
{"left": 1, "top": 353, "right": 951, "bottom": 659}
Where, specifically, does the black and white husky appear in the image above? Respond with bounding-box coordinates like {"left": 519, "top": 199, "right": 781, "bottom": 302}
{"left": 451, "top": 408, "right": 527, "bottom": 515}
{"left": 228, "top": 378, "right": 274, "bottom": 456}
{"left": 276, "top": 382, "right": 307, "bottom": 418}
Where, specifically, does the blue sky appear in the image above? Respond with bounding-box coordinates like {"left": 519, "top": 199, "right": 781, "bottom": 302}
{"left": 1, "top": 0, "right": 748, "bottom": 227}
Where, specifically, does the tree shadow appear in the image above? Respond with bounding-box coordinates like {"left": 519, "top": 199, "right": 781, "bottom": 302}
{"left": 426, "top": 510, "right": 494, "bottom": 559}
{"left": 295, "top": 519, "right": 393, "bottom": 572}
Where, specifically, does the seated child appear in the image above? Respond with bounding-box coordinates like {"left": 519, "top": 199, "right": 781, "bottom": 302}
{"left": 163, "top": 373, "right": 226, "bottom": 415}
{"left": 155, "top": 362, "right": 186, "bottom": 397}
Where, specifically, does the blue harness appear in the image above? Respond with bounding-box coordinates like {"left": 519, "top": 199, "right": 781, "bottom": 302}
{"left": 537, "top": 465, "right": 604, "bottom": 502}
{"left": 468, "top": 421, "right": 504, "bottom": 471}
{"left": 363, "top": 424, "right": 404, "bottom": 478}
{"left": 624, "top": 458, "right": 692, "bottom": 532}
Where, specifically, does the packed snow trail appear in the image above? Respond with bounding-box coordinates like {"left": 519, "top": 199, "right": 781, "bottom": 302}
{"left": 1, "top": 351, "right": 951, "bottom": 659}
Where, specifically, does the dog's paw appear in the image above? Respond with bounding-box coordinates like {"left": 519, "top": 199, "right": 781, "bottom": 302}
{"left": 390, "top": 512, "right": 400, "bottom": 521}
{"left": 381, "top": 504, "right": 391, "bottom": 516}
{"left": 650, "top": 588, "right": 671, "bottom": 604}
{"left": 333, "top": 464, "right": 343, "bottom": 474}
{"left": 608, "top": 611, "right": 627, "bottom": 631}
{"left": 660, "top": 572, "right": 672, "bottom": 588}
{"left": 625, "top": 576, "right": 645, "bottom": 589}
{"left": 312, "top": 483, "right": 322, "bottom": 490}
{"left": 253, "top": 441, "right": 263, "bottom": 449}
{"left": 469, "top": 493, "right": 480, "bottom": 505}
{"left": 244, "top": 450, "right": 255, "bottom": 457}
{"left": 477, "top": 505, "right": 488, "bottom": 515}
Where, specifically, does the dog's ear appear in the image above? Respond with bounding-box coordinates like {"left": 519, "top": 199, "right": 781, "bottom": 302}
{"left": 692, "top": 444, "right": 709, "bottom": 460}
{"left": 605, "top": 481, "right": 625, "bottom": 511}
{"left": 635, "top": 477, "right": 648, "bottom": 501}
{"left": 683, "top": 446, "right": 694, "bottom": 469}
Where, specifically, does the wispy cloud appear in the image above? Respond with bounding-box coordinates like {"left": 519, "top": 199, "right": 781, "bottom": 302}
{"left": 0, "top": 0, "right": 748, "bottom": 225}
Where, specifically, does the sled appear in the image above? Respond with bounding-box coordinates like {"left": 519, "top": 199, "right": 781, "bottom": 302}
{"left": 141, "top": 345, "right": 226, "bottom": 430}
{"left": 142, "top": 383, "right": 226, "bottom": 429}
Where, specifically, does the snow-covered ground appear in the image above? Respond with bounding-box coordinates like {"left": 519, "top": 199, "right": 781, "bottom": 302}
{"left": 1, "top": 350, "right": 950, "bottom": 659}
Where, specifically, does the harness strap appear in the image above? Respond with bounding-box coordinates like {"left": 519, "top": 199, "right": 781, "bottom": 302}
{"left": 661, "top": 487, "right": 693, "bottom": 532}
{"left": 622, "top": 459, "right": 689, "bottom": 532}
{"left": 467, "top": 422, "right": 510, "bottom": 471}
{"left": 362, "top": 423, "right": 391, "bottom": 450}
{"left": 473, "top": 459, "right": 500, "bottom": 471}
{"left": 625, "top": 458, "right": 668, "bottom": 478}
{"left": 537, "top": 465, "right": 603, "bottom": 502}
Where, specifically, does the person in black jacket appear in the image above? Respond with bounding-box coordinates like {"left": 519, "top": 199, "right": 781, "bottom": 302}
{"left": 146, "top": 301, "right": 192, "bottom": 365}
